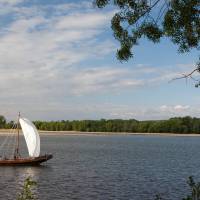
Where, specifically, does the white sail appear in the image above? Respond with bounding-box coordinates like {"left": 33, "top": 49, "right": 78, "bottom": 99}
{"left": 19, "top": 118, "right": 40, "bottom": 157}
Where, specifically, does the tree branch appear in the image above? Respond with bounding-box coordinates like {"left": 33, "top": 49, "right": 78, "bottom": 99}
{"left": 169, "top": 68, "right": 199, "bottom": 83}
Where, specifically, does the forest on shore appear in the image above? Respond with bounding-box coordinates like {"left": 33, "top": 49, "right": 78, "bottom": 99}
{"left": 1, "top": 115, "right": 200, "bottom": 134}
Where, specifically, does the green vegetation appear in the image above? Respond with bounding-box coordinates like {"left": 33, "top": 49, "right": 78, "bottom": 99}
{"left": 1, "top": 115, "right": 200, "bottom": 133}
{"left": 0, "top": 115, "right": 6, "bottom": 128}
{"left": 155, "top": 176, "right": 200, "bottom": 200}
{"left": 16, "top": 176, "right": 200, "bottom": 200}
{"left": 32, "top": 116, "right": 200, "bottom": 133}
{"left": 94, "top": 0, "right": 199, "bottom": 62}
{"left": 183, "top": 176, "right": 200, "bottom": 200}
{"left": 94, "top": 0, "right": 199, "bottom": 86}
{"left": 33, "top": 116, "right": 200, "bottom": 134}
{"left": 17, "top": 177, "right": 37, "bottom": 200}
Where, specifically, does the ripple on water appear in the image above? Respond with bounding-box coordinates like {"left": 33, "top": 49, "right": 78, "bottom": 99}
{"left": 0, "top": 135, "right": 199, "bottom": 200}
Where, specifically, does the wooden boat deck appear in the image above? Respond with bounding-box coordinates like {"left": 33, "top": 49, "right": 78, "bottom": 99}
{"left": 0, "top": 154, "right": 53, "bottom": 166}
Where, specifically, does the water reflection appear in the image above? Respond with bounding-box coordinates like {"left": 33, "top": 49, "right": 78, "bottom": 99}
{"left": 0, "top": 165, "right": 53, "bottom": 199}
{"left": 16, "top": 165, "right": 52, "bottom": 184}
{"left": 1, "top": 135, "right": 200, "bottom": 200}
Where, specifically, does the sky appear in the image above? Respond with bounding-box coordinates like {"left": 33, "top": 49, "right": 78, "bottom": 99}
{"left": 0, "top": 0, "right": 199, "bottom": 121}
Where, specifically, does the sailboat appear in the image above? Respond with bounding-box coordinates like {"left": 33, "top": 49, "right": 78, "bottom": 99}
{"left": 0, "top": 113, "right": 53, "bottom": 166}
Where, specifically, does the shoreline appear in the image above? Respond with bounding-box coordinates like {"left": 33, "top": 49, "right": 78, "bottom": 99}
{"left": 0, "top": 129, "right": 200, "bottom": 136}
{"left": 40, "top": 131, "right": 200, "bottom": 137}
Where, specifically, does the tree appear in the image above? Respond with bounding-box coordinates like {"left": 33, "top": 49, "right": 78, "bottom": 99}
{"left": 94, "top": 0, "right": 199, "bottom": 85}
{"left": 0, "top": 115, "right": 6, "bottom": 128}
{"left": 94, "top": 0, "right": 199, "bottom": 61}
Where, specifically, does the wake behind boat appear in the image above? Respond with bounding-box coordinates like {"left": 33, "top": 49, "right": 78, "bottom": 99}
{"left": 0, "top": 113, "right": 53, "bottom": 166}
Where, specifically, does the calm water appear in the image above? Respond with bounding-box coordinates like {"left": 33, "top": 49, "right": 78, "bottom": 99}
{"left": 0, "top": 134, "right": 200, "bottom": 200}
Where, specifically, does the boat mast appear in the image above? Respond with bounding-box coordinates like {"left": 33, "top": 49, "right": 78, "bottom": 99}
{"left": 17, "top": 112, "right": 20, "bottom": 154}
{"left": 14, "top": 112, "right": 20, "bottom": 158}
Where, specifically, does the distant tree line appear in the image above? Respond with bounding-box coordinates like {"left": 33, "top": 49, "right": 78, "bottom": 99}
{"left": 32, "top": 116, "right": 200, "bottom": 133}
{"left": 1, "top": 115, "right": 200, "bottom": 134}
{"left": 33, "top": 116, "right": 200, "bottom": 133}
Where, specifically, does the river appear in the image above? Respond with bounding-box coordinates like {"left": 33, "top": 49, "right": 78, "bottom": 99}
{"left": 0, "top": 134, "right": 200, "bottom": 200}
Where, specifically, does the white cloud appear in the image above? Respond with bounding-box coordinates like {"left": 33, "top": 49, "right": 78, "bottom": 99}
{"left": 160, "top": 105, "right": 168, "bottom": 112}
{"left": 0, "top": 1, "right": 197, "bottom": 120}
{"left": 64, "top": 63, "right": 198, "bottom": 96}
{"left": 56, "top": 12, "right": 112, "bottom": 30}
{"left": 107, "top": 104, "right": 198, "bottom": 120}
{"left": 159, "top": 105, "right": 191, "bottom": 116}
{"left": 0, "top": 1, "right": 118, "bottom": 119}
{"left": 0, "top": 0, "right": 24, "bottom": 5}
{"left": 174, "top": 105, "right": 190, "bottom": 111}
{"left": 67, "top": 67, "right": 146, "bottom": 95}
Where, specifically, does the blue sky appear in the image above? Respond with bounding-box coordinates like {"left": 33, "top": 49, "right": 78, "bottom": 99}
{"left": 0, "top": 0, "right": 199, "bottom": 121}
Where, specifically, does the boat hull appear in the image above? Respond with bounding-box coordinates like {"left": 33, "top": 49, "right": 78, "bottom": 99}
{"left": 0, "top": 154, "right": 53, "bottom": 166}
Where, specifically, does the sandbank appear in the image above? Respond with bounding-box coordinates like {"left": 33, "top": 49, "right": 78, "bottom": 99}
{"left": 0, "top": 129, "right": 200, "bottom": 137}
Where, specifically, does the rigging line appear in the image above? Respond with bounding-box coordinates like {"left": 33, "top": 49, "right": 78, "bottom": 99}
{"left": 10, "top": 123, "right": 18, "bottom": 158}
{"left": 0, "top": 122, "right": 16, "bottom": 153}
{"left": 4, "top": 123, "right": 17, "bottom": 158}
{"left": 12, "top": 123, "right": 19, "bottom": 157}
{"left": 11, "top": 123, "right": 18, "bottom": 156}
{"left": 9, "top": 116, "right": 19, "bottom": 157}
{"left": 0, "top": 134, "right": 9, "bottom": 152}
{"left": 5, "top": 125, "right": 15, "bottom": 156}
{"left": 7, "top": 124, "right": 17, "bottom": 158}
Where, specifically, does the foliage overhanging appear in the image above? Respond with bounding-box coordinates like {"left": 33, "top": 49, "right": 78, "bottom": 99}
{"left": 94, "top": 0, "right": 200, "bottom": 61}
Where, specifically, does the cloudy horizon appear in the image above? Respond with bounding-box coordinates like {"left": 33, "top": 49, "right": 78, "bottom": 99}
{"left": 0, "top": 0, "right": 199, "bottom": 121}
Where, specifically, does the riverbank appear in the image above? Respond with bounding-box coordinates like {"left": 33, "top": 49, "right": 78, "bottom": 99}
{"left": 0, "top": 129, "right": 200, "bottom": 136}
{"left": 39, "top": 131, "right": 200, "bottom": 137}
